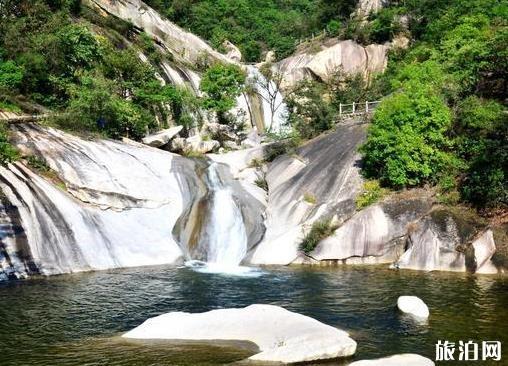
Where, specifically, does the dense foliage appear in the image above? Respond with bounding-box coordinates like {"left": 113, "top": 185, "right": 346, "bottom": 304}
{"left": 0, "top": 0, "right": 195, "bottom": 140}
{"left": 358, "top": 0, "right": 507, "bottom": 209}
{"left": 200, "top": 63, "right": 246, "bottom": 122}
{"left": 144, "top": 0, "right": 357, "bottom": 62}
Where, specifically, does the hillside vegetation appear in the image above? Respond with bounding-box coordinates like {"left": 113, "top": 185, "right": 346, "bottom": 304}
{"left": 144, "top": 0, "right": 358, "bottom": 61}
{"left": 0, "top": 0, "right": 506, "bottom": 212}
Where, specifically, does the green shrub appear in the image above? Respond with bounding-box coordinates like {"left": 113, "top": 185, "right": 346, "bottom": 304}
{"left": 303, "top": 192, "right": 316, "bottom": 204}
{"left": 254, "top": 176, "right": 268, "bottom": 191}
{"left": 356, "top": 180, "right": 387, "bottom": 209}
{"left": 286, "top": 80, "right": 335, "bottom": 139}
{"left": 200, "top": 63, "right": 246, "bottom": 123}
{"left": 360, "top": 86, "right": 454, "bottom": 188}
{"left": 0, "top": 123, "right": 18, "bottom": 165}
{"left": 299, "top": 220, "right": 335, "bottom": 254}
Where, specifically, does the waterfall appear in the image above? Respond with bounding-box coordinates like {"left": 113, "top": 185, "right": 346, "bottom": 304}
{"left": 203, "top": 163, "right": 248, "bottom": 265}
{"left": 182, "top": 162, "right": 264, "bottom": 276}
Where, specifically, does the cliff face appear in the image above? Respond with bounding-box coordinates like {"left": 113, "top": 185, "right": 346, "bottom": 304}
{"left": 274, "top": 40, "right": 389, "bottom": 90}
{"left": 0, "top": 124, "right": 265, "bottom": 280}
{"left": 87, "top": 0, "right": 231, "bottom": 66}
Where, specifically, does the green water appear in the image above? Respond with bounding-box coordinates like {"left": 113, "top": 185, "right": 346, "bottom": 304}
{"left": 0, "top": 265, "right": 506, "bottom": 365}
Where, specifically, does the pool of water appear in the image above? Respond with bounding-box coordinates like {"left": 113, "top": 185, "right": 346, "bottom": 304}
{"left": 1, "top": 265, "right": 506, "bottom": 365}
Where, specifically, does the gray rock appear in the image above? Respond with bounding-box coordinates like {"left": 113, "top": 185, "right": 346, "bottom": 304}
{"left": 223, "top": 40, "right": 242, "bottom": 62}
{"left": 249, "top": 123, "right": 366, "bottom": 264}
{"left": 141, "top": 125, "right": 183, "bottom": 147}
{"left": 395, "top": 209, "right": 480, "bottom": 272}
{"left": 473, "top": 230, "right": 498, "bottom": 274}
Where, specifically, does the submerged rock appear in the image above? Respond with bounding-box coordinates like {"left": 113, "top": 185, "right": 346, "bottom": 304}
{"left": 397, "top": 296, "right": 430, "bottom": 319}
{"left": 350, "top": 353, "right": 435, "bottom": 366}
{"left": 123, "top": 304, "right": 357, "bottom": 363}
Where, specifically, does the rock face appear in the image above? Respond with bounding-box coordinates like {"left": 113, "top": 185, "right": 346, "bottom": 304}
{"left": 355, "top": 0, "right": 388, "bottom": 18}
{"left": 311, "top": 198, "right": 431, "bottom": 264}
{"left": 397, "top": 296, "right": 430, "bottom": 319}
{"left": 395, "top": 209, "right": 479, "bottom": 272}
{"left": 473, "top": 230, "right": 498, "bottom": 274}
{"left": 223, "top": 40, "right": 242, "bottom": 62}
{"left": 350, "top": 354, "right": 435, "bottom": 366}
{"left": 275, "top": 40, "right": 389, "bottom": 90}
{"left": 88, "top": 0, "right": 230, "bottom": 65}
{"left": 0, "top": 124, "right": 264, "bottom": 279}
{"left": 249, "top": 121, "right": 366, "bottom": 265}
{"left": 123, "top": 304, "right": 357, "bottom": 363}
{"left": 141, "top": 125, "right": 183, "bottom": 147}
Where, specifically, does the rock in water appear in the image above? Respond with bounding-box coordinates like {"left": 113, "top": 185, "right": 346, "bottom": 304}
{"left": 350, "top": 354, "right": 435, "bottom": 366}
{"left": 397, "top": 296, "right": 430, "bottom": 319}
{"left": 123, "top": 304, "right": 357, "bottom": 363}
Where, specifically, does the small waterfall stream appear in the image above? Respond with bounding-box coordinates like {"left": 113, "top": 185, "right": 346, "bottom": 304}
{"left": 183, "top": 162, "right": 262, "bottom": 276}
{"left": 203, "top": 163, "right": 248, "bottom": 265}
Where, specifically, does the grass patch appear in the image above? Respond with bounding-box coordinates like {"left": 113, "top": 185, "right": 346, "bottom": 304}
{"left": 181, "top": 150, "right": 206, "bottom": 159}
{"left": 0, "top": 100, "right": 22, "bottom": 113}
{"left": 248, "top": 158, "right": 264, "bottom": 168}
{"left": 356, "top": 180, "right": 388, "bottom": 210}
{"left": 254, "top": 175, "right": 268, "bottom": 191}
{"left": 303, "top": 192, "right": 316, "bottom": 204}
{"left": 299, "top": 219, "right": 336, "bottom": 254}
{"left": 26, "top": 155, "right": 66, "bottom": 190}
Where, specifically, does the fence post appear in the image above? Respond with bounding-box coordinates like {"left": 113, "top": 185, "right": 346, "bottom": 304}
{"left": 352, "top": 102, "right": 355, "bottom": 114}
{"left": 339, "top": 103, "right": 342, "bottom": 116}
{"left": 366, "top": 101, "right": 369, "bottom": 113}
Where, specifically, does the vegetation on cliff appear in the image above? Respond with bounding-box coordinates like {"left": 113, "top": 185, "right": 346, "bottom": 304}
{"left": 144, "top": 0, "right": 358, "bottom": 62}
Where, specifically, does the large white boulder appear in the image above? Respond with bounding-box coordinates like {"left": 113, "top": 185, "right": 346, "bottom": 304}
{"left": 350, "top": 354, "right": 435, "bottom": 366}
{"left": 275, "top": 40, "right": 388, "bottom": 90}
{"left": 141, "top": 126, "right": 183, "bottom": 147}
{"left": 123, "top": 304, "right": 357, "bottom": 363}
{"left": 397, "top": 296, "right": 430, "bottom": 319}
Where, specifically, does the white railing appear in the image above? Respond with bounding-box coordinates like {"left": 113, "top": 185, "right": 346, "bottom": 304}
{"left": 338, "top": 101, "right": 381, "bottom": 118}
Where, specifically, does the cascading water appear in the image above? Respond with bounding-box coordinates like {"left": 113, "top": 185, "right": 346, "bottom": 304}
{"left": 184, "top": 163, "right": 262, "bottom": 276}
{"left": 204, "top": 163, "right": 248, "bottom": 265}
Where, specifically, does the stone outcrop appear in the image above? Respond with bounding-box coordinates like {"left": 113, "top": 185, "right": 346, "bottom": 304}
{"left": 397, "top": 296, "right": 430, "bottom": 319}
{"left": 275, "top": 40, "right": 389, "bottom": 90}
{"left": 123, "top": 304, "right": 357, "bottom": 363}
{"left": 87, "top": 0, "right": 231, "bottom": 65}
{"left": 249, "top": 121, "right": 366, "bottom": 265}
{"left": 222, "top": 40, "right": 242, "bottom": 62}
{"left": 141, "top": 125, "right": 182, "bottom": 147}
{"left": 473, "top": 230, "right": 498, "bottom": 274}
{"left": 0, "top": 124, "right": 264, "bottom": 279}
{"left": 395, "top": 209, "right": 482, "bottom": 272}
{"left": 311, "top": 197, "right": 431, "bottom": 264}
{"left": 355, "top": 0, "right": 388, "bottom": 18}
{"left": 350, "top": 354, "right": 435, "bottom": 366}
{"left": 169, "top": 135, "right": 220, "bottom": 154}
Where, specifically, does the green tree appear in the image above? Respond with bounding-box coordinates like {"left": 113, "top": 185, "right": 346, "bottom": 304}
{"left": 200, "top": 63, "right": 246, "bottom": 123}
{"left": 360, "top": 86, "right": 454, "bottom": 187}
{"left": 0, "top": 60, "right": 24, "bottom": 90}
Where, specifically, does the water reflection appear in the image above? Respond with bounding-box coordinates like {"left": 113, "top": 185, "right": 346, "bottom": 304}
{"left": 0, "top": 265, "right": 506, "bottom": 365}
